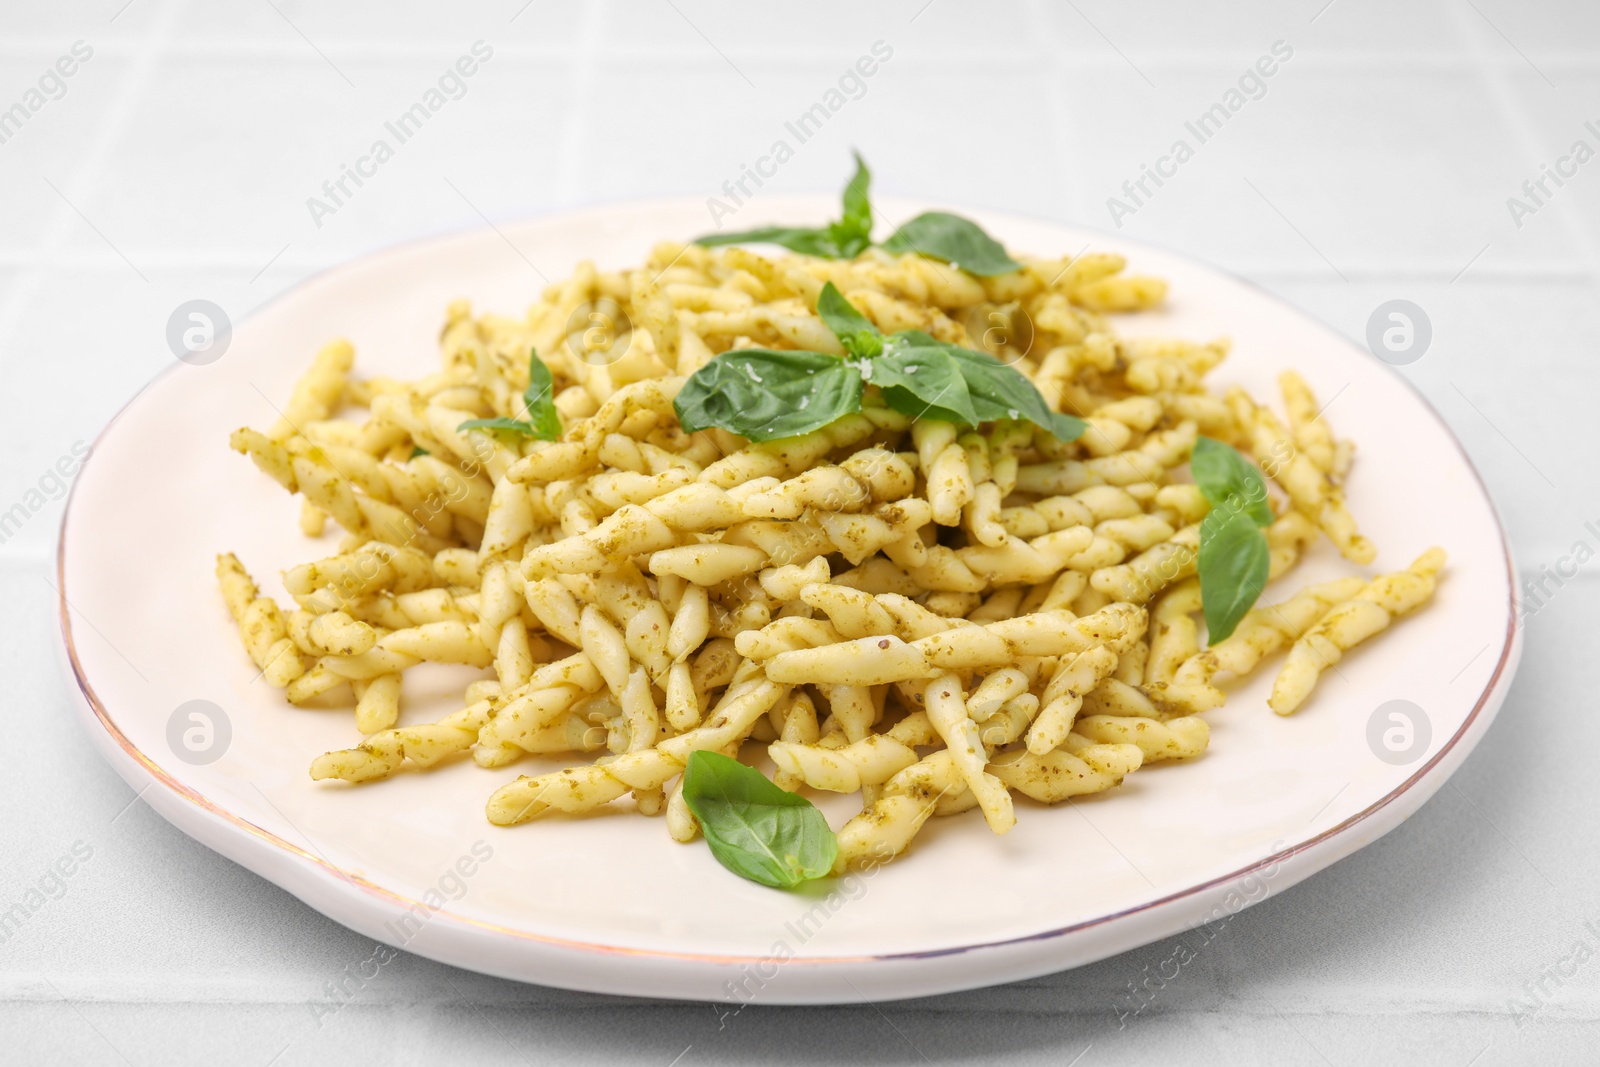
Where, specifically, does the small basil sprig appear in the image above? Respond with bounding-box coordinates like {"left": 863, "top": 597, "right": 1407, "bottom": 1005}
{"left": 696, "top": 153, "right": 875, "bottom": 261}
{"left": 1191, "top": 436, "right": 1273, "bottom": 642}
{"left": 680, "top": 750, "right": 838, "bottom": 888}
{"left": 459, "top": 349, "right": 562, "bottom": 442}
{"left": 693, "top": 154, "right": 1021, "bottom": 278}
{"left": 814, "top": 286, "right": 976, "bottom": 422}
{"left": 881, "top": 211, "right": 1022, "bottom": 277}
{"left": 674, "top": 284, "right": 1086, "bottom": 443}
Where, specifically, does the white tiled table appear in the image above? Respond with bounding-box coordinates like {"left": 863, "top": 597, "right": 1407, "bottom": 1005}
{"left": 3, "top": 2, "right": 1597, "bottom": 1063}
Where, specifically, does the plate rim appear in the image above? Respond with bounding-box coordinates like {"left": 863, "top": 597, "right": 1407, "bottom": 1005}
{"left": 56, "top": 195, "right": 1523, "bottom": 974}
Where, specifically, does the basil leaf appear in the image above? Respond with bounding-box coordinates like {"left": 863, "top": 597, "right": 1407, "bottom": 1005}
{"left": 458, "top": 416, "right": 539, "bottom": 437}
{"left": 521, "top": 349, "right": 563, "bottom": 442}
{"left": 868, "top": 345, "right": 979, "bottom": 426}
{"left": 1196, "top": 507, "right": 1270, "bottom": 642}
{"left": 458, "top": 350, "right": 562, "bottom": 442}
{"left": 409, "top": 446, "right": 429, "bottom": 458}
{"left": 933, "top": 343, "right": 1086, "bottom": 442}
{"left": 693, "top": 156, "right": 875, "bottom": 260}
{"left": 674, "top": 349, "right": 862, "bottom": 442}
{"left": 1191, "top": 437, "right": 1272, "bottom": 527}
{"left": 691, "top": 158, "right": 1023, "bottom": 278}
{"left": 680, "top": 750, "right": 837, "bottom": 888}
{"left": 881, "top": 211, "right": 1023, "bottom": 277}
{"left": 694, "top": 225, "right": 841, "bottom": 258}
{"left": 826, "top": 151, "right": 874, "bottom": 259}
{"left": 816, "top": 281, "right": 882, "bottom": 359}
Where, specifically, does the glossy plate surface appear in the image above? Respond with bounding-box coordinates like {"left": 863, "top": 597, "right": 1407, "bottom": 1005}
{"left": 57, "top": 197, "right": 1520, "bottom": 1003}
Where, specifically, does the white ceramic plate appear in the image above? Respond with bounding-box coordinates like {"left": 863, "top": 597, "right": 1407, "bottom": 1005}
{"left": 57, "top": 197, "right": 1520, "bottom": 1004}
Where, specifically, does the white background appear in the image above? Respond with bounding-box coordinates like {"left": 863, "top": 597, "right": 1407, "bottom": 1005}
{"left": 2, "top": 1, "right": 1596, "bottom": 1064}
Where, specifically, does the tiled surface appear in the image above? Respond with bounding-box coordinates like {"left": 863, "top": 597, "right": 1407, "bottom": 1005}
{"left": 2, "top": 1, "right": 1597, "bottom": 1063}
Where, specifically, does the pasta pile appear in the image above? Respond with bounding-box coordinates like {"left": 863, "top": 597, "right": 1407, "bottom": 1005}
{"left": 221, "top": 238, "right": 1444, "bottom": 873}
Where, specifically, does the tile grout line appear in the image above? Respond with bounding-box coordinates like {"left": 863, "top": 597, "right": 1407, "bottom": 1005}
{"left": 10, "top": 979, "right": 1600, "bottom": 1018}
{"left": 0, "top": 0, "right": 188, "bottom": 366}
{"left": 3, "top": 38, "right": 1600, "bottom": 69}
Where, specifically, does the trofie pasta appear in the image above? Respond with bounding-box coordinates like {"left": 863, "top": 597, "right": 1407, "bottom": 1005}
{"left": 220, "top": 179, "right": 1445, "bottom": 884}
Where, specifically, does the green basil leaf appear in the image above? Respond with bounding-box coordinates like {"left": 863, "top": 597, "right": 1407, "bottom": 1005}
{"left": 932, "top": 342, "right": 1086, "bottom": 442}
{"left": 1197, "top": 507, "right": 1270, "bottom": 642}
{"left": 458, "top": 416, "right": 538, "bottom": 438}
{"left": 694, "top": 225, "right": 843, "bottom": 258}
{"left": 1046, "top": 410, "right": 1090, "bottom": 442}
{"left": 674, "top": 349, "right": 862, "bottom": 442}
{"left": 826, "top": 151, "right": 874, "bottom": 259}
{"left": 816, "top": 281, "right": 882, "bottom": 359}
{"left": 459, "top": 350, "right": 562, "bottom": 442}
{"left": 681, "top": 750, "right": 837, "bottom": 888}
{"left": 881, "top": 211, "right": 1022, "bottom": 277}
{"left": 522, "top": 349, "right": 562, "bottom": 442}
{"left": 868, "top": 345, "right": 979, "bottom": 426}
{"left": 409, "top": 446, "right": 429, "bottom": 458}
{"left": 693, "top": 156, "right": 874, "bottom": 261}
{"left": 1190, "top": 437, "right": 1272, "bottom": 527}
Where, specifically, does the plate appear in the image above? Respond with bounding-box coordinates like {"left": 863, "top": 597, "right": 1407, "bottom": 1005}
{"left": 56, "top": 196, "right": 1520, "bottom": 1003}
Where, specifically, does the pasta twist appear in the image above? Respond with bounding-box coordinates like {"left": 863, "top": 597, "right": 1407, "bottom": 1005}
{"left": 216, "top": 554, "right": 304, "bottom": 688}
{"left": 485, "top": 680, "right": 788, "bottom": 824}
{"left": 1269, "top": 548, "right": 1446, "bottom": 714}
{"left": 1071, "top": 714, "right": 1210, "bottom": 762}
